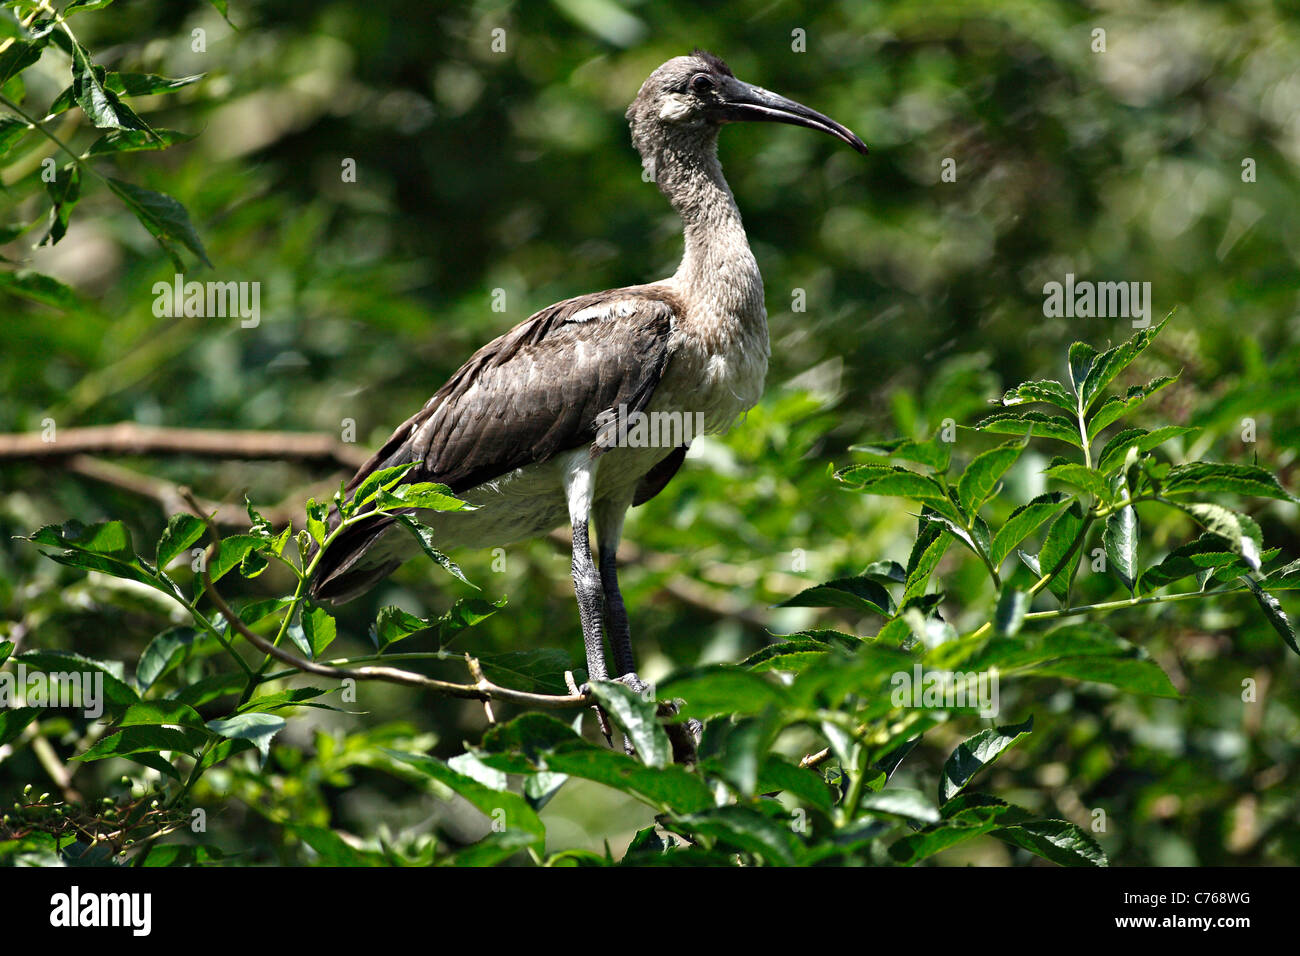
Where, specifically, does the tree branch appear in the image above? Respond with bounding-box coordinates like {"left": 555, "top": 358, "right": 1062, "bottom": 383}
{"left": 0, "top": 422, "right": 367, "bottom": 470}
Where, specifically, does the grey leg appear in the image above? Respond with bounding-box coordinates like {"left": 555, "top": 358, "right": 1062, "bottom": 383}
{"left": 571, "top": 519, "right": 608, "bottom": 683}
{"left": 565, "top": 456, "right": 613, "bottom": 743}
{"left": 599, "top": 545, "right": 638, "bottom": 682}
{"left": 593, "top": 496, "right": 639, "bottom": 684}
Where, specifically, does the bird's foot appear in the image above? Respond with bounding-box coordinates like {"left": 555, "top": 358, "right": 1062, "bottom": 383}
{"left": 613, "top": 671, "right": 653, "bottom": 698}
{"left": 610, "top": 672, "right": 702, "bottom": 763}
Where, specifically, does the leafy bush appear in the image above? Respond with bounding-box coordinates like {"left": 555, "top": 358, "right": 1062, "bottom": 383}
{"left": 4, "top": 318, "right": 1293, "bottom": 866}
{"left": 1, "top": 0, "right": 217, "bottom": 306}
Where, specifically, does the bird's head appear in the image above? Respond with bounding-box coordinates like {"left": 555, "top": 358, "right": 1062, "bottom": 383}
{"left": 626, "top": 49, "right": 868, "bottom": 160}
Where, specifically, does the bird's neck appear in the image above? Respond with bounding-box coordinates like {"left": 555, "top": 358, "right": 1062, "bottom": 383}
{"left": 651, "top": 135, "right": 765, "bottom": 334}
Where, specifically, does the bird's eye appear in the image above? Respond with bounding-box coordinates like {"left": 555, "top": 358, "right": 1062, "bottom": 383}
{"left": 690, "top": 73, "right": 715, "bottom": 94}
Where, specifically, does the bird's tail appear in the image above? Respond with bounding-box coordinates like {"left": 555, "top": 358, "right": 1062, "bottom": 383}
{"left": 306, "top": 512, "right": 402, "bottom": 605}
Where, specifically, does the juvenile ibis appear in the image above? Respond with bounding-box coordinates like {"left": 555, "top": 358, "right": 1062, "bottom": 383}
{"left": 309, "top": 50, "right": 867, "bottom": 705}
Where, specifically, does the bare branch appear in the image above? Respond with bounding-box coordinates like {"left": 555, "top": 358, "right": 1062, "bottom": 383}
{"left": 0, "top": 422, "right": 367, "bottom": 471}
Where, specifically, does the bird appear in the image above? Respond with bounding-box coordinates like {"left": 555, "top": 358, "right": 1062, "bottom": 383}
{"left": 309, "top": 50, "right": 867, "bottom": 705}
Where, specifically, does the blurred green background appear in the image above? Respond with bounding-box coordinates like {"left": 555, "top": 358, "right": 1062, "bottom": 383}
{"left": 2, "top": 0, "right": 1298, "bottom": 864}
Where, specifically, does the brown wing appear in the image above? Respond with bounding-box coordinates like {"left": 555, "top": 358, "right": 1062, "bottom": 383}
{"left": 352, "top": 284, "right": 680, "bottom": 493}
{"left": 310, "top": 285, "right": 682, "bottom": 603}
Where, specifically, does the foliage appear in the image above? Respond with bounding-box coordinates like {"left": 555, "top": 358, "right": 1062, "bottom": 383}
{"left": 3, "top": 0, "right": 1299, "bottom": 866}
{"left": 3, "top": 322, "right": 1293, "bottom": 866}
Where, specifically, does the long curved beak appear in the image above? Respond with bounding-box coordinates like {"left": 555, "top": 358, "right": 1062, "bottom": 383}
{"left": 718, "top": 79, "right": 868, "bottom": 154}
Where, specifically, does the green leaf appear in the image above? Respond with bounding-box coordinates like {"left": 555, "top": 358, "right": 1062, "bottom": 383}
{"left": 904, "top": 510, "right": 952, "bottom": 600}
{"left": 376, "top": 481, "right": 470, "bottom": 512}
{"left": 1161, "top": 462, "right": 1296, "bottom": 502}
{"left": 957, "top": 440, "right": 1024, "bottom": 516}
{"left": 1241, "top": 577, "right": 1298, "bottom": 656}
{"left": 79, "top": 725, "right": 205, "bottom": 762}
{"left": 28, "top": 521, "right": 176, "bottom": 596}
{"left": 46, "top": 71, "right": 205, "bottom": 116}
{"left": 208, "top": 534, "right": 268, "bottom": 583}
{"left": 1138, "top": 535, "right": 1249, "bottom": 593}
{"left": 1096, "top": 425, "right": 1194, "bottom": 473}
{"left": 205, "top": 0, "right": 235, "bottom": 27}
{"left": 106, "top": 178, "right": 211, "bottom": 268}
{"left": 778, "top": 575, "right": 893, "bottom": 615}
{"left": 1042, "top": 463, "right": 1110, "bottom": 501}
{"left": 392, "top": 514, "right": 474, "bottom": 587}
{"left": 0, "top": 640, "right": 12, "bottom": 667}
{"left": 0, "top": 270, "right": 82, "bottom": 310}
{"left": 69, "top": 44, "right": 147, "bottom": 130}
{"left": 14, "top": 651, "right": 140, "bottom": 707}
{"left": 369, "top": 605, "right": 430, "bottom": 650}
{"left": 994, "top": 819, "right": 1107, "bottom": 867}
{"left": 657, "top": 666, "right": 787, "bottom": 722}
{"left": 997, "top": 379, "right": 1075, "bottom": 413}
{"left": 1067, "top": 342, "right": 1099, "bottom": 398}
{"left": 85, "top": 127, "right": 195, "bottom": 156}
{"left": 1037, "top": 500, "right": 1086, "bottom": 603}
{"left": 0, "top": 708, "right": 40, "bottom": 747}
{"left": 65, "top": 0, "right": 118, "bottom": 14}
{"left": 989, "top": 492, "right": 1068, "bottom": 566}
{"left": 834, "top": 464, "right": 948, "bottom": 500}
{"left": 1028, "top": 655, "right": 1179, "bottom": 697}
{"left": 1078, "top": 315, "right": 1170, "bottom": 413}
{"left": 116, "top": 700, "right": 206, "bottom": 728}
{"left": 479, "top": 715, "right": 713, "bottom": 813}
{"left": 588, "top": 681, "right": 671, "bottom": 768}
{"left": 236, "top": 686, "right": 330, "bottom": 714}
{"left": 1087, "top": 375, "right": 1178, "bottom": 440}
{"left": 477, "top": 648, "right": 573, "bottom": 694}
{"left": 40, "top": 164, "right": 80, "bottom": 246}
{"left": 289, "top": 826, "right": 384, "bottom": 867}
{"left": 31, "top": 518, "right": 132, "bottom": 555}
{"left": 350, "top": 462, "right": 418, "bottom": 512}
{"left": 849, "top": 435, "right": 951, "bottom": 472}
{"left": 385, "top": 749, "right": 544, "bottom": 846}
{"left": 669, "top": 806, "right": 800, "bottom": 865}
{"left": 975, "top": 410, "right": 1082, "bottom": 447}
{"left": 135, "top": 626, "right": 196, "bottom": 693}
{"left": 856, "top": 788, "right": 941, "bottom": 824}
{"left": 0, "top": 38, "right": 45, "bottom": 88}
{"left": 940, "top": 716, "right": 1033, "bottom": 803}
{"left": 0, "top": 116, "right": 29, "bottom": 155}
{"left": 155, "top": 513, "right": 205, "bottom": 570}
{"left": 369, "top": 597, "right": 503, "bottom": 651}
{"left": 994, "top": 587, "right": 1027, "bottom": 636}
{"left": 205, "top": 713, "right": 286, "bottom": 766}
{"left": 862, "top": 560, "right": 906, "bottom": 585}
{"left": 705, "top": 709, "right": 780, "bottom": 797}
{"left": 1175, "top": 503, "right": 1263, "bottom": 571}
{"left": 958, "top": 622, "right": 1179, "bottom": 697}
{"left": 921, "top": 510, "right": 992, "bottom": 564}
{"left": 301, "top": 605, "right": 337, "bottom": 658}
{"left": 757, "top": 756, "right": 835, "bottom": 812}
{"left": 1103, "top": 498, "right": 1139, "bottom": 594}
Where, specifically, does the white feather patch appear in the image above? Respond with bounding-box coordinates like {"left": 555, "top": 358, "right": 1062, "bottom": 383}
{"left": 658, "top": 93, "right": 695, "bottom": 122}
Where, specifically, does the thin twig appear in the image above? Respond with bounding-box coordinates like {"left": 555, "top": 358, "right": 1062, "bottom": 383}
{"left": 182, "top": 491, "right": 591, "bottom": 710}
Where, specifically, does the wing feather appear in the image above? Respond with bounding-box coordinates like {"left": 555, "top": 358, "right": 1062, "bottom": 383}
{"left": 309, "top": 285, "right": 682, "bottom": 603}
